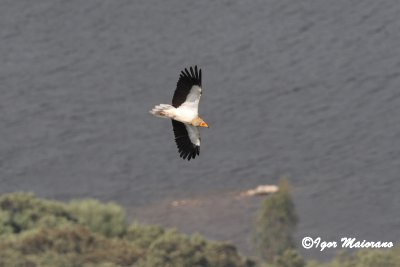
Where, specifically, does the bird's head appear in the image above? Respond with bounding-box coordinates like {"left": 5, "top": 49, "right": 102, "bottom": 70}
{"left": 192, "top": 117, "right": 209, "bottom": 128}
{"left": 199, "top": 121, "right": 209, "bottom": 128}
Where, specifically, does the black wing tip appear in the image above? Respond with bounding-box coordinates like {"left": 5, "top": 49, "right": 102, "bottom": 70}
{"left": 178, "top": 145, "right": 200, "bottom": 161}
{"left": 173, "top": 65, "right": 202, "bottom": 107}
{"left": 177, "top": 145, "right": 200, "bottom": 161}
{"left": 171, "top": 120, "right": 200, "bottom": 161}
{"left": 181, "top": 65, "right": 202, "bottom": 85}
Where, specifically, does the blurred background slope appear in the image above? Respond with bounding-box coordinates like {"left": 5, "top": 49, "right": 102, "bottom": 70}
{"left": 1, "top": 0, "right": 400, "bottom": 260}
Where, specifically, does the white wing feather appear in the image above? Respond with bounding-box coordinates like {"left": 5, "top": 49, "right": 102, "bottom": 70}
{"left": 184, "top": 124, "right": 200, "bottom": 146}
{"left": 179, "top": 85, "right": 202, "bottom": 114}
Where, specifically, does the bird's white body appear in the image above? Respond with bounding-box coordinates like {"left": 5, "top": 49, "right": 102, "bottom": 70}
{"left": 174, "top": 107, "right": 198, "bottom": 123}
{"left": 150, "top": 85, "right": 201, "bottom": 124}
{"left": 150, "top": 104, "right": 195, "bottom": 123}
{"left": 150, "top": 104, "right": 201, "bottom": 147}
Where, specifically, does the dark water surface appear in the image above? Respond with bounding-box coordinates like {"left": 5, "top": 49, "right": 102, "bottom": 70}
{"left": 1, "top": 0, "right": 400, "bottom": 260}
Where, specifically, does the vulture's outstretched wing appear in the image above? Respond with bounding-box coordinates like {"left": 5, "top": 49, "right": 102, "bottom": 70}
{"left": 172, "top": 66, "right": 202, "bottom": 113}
{"left": 171, "top": 119, "right": 200, "bottom": 160}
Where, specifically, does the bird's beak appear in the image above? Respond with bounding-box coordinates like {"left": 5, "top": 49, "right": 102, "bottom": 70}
{"left": 200, "top": 121, "right": 209, "bottom": 128}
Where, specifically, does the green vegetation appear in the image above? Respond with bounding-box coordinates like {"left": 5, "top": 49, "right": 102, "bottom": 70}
{"left": 254, "top": 178, "right": 299, "bottom": 264}
{"left": 0, "top": 190, "right": 398, "bottom": 267}
{"left": 253, "top": 178, "right": 400, "bottom": 267}
{"left": 305, "top": 248, "right": 400, "bottom": 267}
{"left": 0, "top": 192, "right": 252, "bottom": 267}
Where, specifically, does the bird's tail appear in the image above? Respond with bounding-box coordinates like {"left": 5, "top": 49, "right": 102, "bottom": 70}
{"left": 149, "top": 104, "right": 175, "bottom": 118}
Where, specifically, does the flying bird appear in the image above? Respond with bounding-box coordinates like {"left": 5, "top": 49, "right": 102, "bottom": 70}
{"left": 150, "top": 66, "right": 209, "bottom": 160}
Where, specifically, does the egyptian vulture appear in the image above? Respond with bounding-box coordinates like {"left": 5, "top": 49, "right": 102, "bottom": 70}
{"left": 150, "top": 66, "right": 208, "bottom": 160}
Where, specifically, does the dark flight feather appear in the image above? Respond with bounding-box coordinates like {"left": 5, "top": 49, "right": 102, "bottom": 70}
{"left": 172, "top": 66, "right": 202, "bottom": 108}
{"left": 171, "top": 119, "right": 200, "bottom": 161}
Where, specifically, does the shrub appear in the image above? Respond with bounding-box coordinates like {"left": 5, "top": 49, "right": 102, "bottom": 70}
{"left": 305, "top": 248, "right": 400, "bottom": 267}
{"left": 0, "top": 226, "right": 143, "bottom": 267}
{"left": 0, "top": 192, "right": 76, "bottom": 235}
{"left": 68, "top": 199, "right": 127, "bottom": 238}
{"left": 254, "top": 178, "right": 299, "bottom": 263}
{"left": 274, "top": 249, "right": 305, "bottom": 267}
{"left": 125, "top": 223, "right": 165, "bottom": 249}
{"left": 0, "top": 193, "right": 251, "bottom": 267}
{"left": 142, "top": 229, "right": 252, "bottom": 267}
